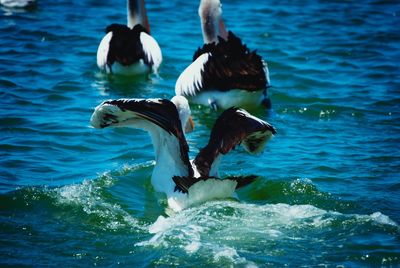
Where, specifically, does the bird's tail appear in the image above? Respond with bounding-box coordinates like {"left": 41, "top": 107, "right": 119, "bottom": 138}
{"left": 173, "top": 175, "right": 258, "bottom": 194}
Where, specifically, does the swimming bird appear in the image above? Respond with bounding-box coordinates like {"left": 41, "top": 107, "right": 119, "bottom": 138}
{"left": 0, "top": 0, "right": 35, "bottom": 8}
{"left": 175, "top": 0, "right": 271, "bottom": 110}
{"left": 96, "top": 0, "right": 162, "bottom": 76}
{"left": 90, "top": 96, "right": 276, "bottom": 211}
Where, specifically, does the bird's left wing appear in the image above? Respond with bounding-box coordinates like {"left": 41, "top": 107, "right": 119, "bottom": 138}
{"left": 193, "top": 107, "right": 276, "bottom": 177}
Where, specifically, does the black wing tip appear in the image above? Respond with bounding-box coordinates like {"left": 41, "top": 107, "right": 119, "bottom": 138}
{"left": 271, "top": 125, "right": 277, "bottom": 135}
{"left": 219, "top": 106, "right": 241, "bottom": 116}
{"left": 265, "top": 122, "right": 277, "bottom": 135}
{"left": 172, "top": 176, "right": 191, "bottom": 194}
{"left": 232, "top": 107, "right": 277, "bottom": 135}
{"left": 93, "top": 98, "right": 177, "bottom": 131}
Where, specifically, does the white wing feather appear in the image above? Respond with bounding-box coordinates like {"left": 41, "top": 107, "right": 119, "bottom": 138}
{"left": 91, "top": 100, "right": 151, "bottom": 131}
{"left": 96, "top": 32, "right": 113, "bottom": 72}
{"left": 263, "top": 60, "right": 271, "bottom": 86}
{"left": 140, "top": 32, "right": 162, "bottom": 72}
{"left": 175, "top": 53, "right": 210, "bottom": 97}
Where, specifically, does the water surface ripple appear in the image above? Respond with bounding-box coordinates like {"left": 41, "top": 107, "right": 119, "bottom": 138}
{"left": 1, "top": 0, "right": 399, "bottom": 266}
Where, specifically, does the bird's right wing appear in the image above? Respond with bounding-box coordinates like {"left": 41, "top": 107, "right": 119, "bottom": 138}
{"left": 91, "top": 98, "right": 177, "bottom": 133}
{"left": 90, "top": 98, "right": 192, "bottom": 177}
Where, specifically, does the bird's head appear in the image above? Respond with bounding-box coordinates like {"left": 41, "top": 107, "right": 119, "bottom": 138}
{"left": 171, "top": 96, "right": 195, "bottom": 133}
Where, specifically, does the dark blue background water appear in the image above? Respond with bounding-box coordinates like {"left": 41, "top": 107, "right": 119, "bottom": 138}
{"left": 1, "top": 0, "right": 399, "bottom": 266}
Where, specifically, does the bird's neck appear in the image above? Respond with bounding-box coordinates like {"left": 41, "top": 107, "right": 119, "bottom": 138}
{"left": 199, "top": 1, "right": 228, "bottom": 44}
{"left": 149, "top": 131, "right": 189, "bottom": 195}
{"left": 127, "top": 0, "right": 150, "bottom": 33}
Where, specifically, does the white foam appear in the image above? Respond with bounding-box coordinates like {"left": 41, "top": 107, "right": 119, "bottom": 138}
{"left": 149, "top": 215, "right": 170, "bottom": 234}
{"left": 370, "top": 212, "right": 398, "bottom": 227}
{"left": 184, "top": 241, "right": 201, "bottom": 254}
{"left": 143, "top": 213, "right": 205, "bottom": 254}
{"left": 138, "top": 201, "right": 333, "bottom": 264}
{"left": 213, "top": 246, "right": 239, "bottom": 261}
{"left": 136, "top": 199, "right": 399, "bottom": 266}
{"left": 53, "top": 175, "right": 144, "bottom": 231}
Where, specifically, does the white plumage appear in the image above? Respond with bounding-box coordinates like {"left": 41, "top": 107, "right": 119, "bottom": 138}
{"left": 96, "top": 32, "right": 113, "bottom": 73}
{"left": 140, "top": 32, "right": 162, "bottom": 71}
{"left": 175, "top": 53, "right": 210, "bottom": 97}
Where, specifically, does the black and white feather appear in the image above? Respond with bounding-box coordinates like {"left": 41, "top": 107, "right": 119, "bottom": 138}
{"left": 176, "top": 32, "right": 269, "bottom": 96}
{"left": 91, "top": 97, "right": 276, "bottom": 211}
{"left": 192, "top": 107, "right": 276, "bottom": 178}
{"left": 175, "top": 0, "right": 271, "bottom": 110}
{"left": 90, "top": 98, "right": 192, "bottom": 179}
{"left": 171, "top": 107, "right": 276, "bottom": 194}
{"left": 96, "top": 0, "right": 162, "bottom": 75}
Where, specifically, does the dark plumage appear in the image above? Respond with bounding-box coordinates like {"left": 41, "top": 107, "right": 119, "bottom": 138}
{"left": 173, "top": 175, "right": 258, "bottom": 194}
{"left": 193, "top": 107, "right": 276, "bottom": 177}
{"left": 193, "top": 31, "right": 267, "bottom": 92}
{"left": 105, "top": 24, "right": 150, "bottom": 70}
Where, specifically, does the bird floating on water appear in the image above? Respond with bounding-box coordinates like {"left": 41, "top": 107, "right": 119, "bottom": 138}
{"left": 97, "top": 0, "right": 162, "bottom": 76}
{"left": 0, "top": 0, "right": 36, "bottom": 8}
{"left": 90, "top": 96, "right": 276, "bottom": 212}
{"left": 175, "top": 0, "right": 271, "bottom": 110}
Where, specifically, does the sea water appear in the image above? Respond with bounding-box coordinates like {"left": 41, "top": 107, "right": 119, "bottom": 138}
{"left": 1, "top": 0, "right": 399, "bottom": 266}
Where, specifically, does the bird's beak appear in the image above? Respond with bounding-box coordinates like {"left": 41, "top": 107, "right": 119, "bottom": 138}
{"left": 185, "top": 116, "right": 195, "bottom": 133}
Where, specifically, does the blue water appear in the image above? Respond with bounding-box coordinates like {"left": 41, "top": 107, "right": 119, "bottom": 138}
{"left": 1, "top": 0, "right": 400, "bottom": 266}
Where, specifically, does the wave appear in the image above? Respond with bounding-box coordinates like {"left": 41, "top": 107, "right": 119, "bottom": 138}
{"left": 1, "top": 172, "right": 399, "bottom": 266}
{"left": 138, "top": 200, "right": 398, "bottom": 266}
